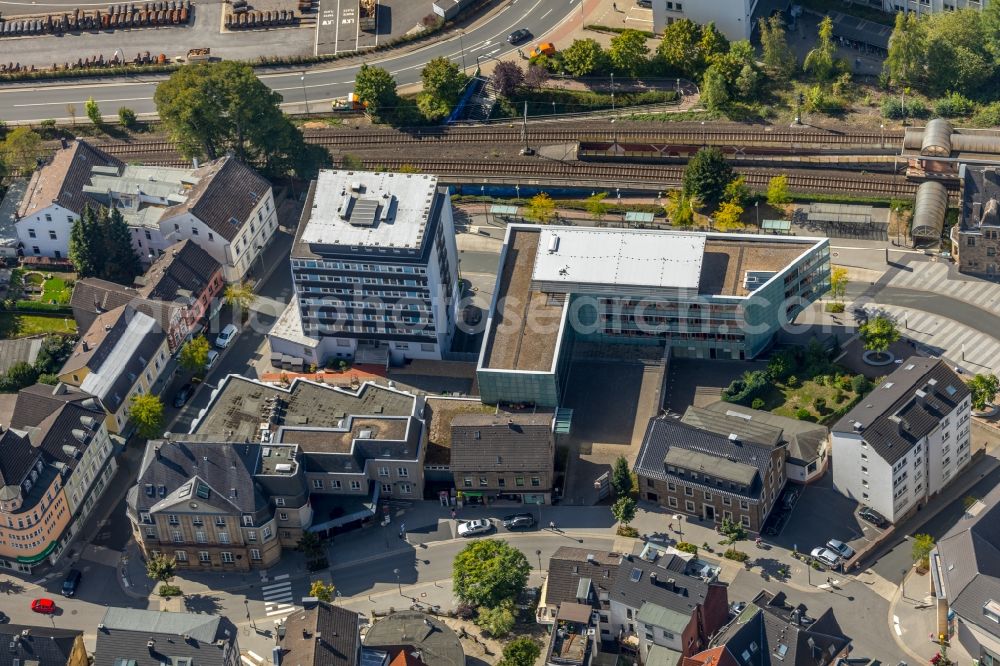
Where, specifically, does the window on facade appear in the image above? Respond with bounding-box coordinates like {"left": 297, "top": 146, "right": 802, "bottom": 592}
{"left": 684, "top": 486, "right": 693, "bottom": 496}
{"left": 175, "top": 550, "right": 187, "bottom": 562}
{"left": 740, "top": 500, "right": 749, "bottom": 510}
{"left": 195, "top": 531, "right": 207, "bottom": 543}
{"left": 250, "top": 549, "right": 261, "bottom": 561}
{"left": 221, "top": 552, "right": 234, "bottom": 564}
{"left": 480, "top": 477, "right": 488, "bottom": 487}
{"left": 198, "top": 551, "right": 210, "bottom": 563}
{"left": 49, "top": 230, "right": 57, "bottom": 240}
{"left": 247, "top": 530, "right": 257, "bottom": 542}
{"left": 685, "top": 500, "right": 695, "bottom": 512}
{"left": 398, "top": 467, "right": 409, "bottom": 477}
{"left": 350, "top": 480, "right": 361, "bottom": 490}
{"left": 516, "top": 477, "right": 525, "bottom": 487}
{"left": 741, "top": 515, "right": 751, "bottom": 528}
{"left": 275, "top": 498, "right": 285, "bottom": 507}
{"left": 279, "top": 512, "right": 288, "bottom": 521}
{"left": 400, "top": 483, "right": 412, "bottom": 494}
{"left": 215, "top": 516, "right": 226, "bottom": 526}
{"left": 172, "top": 531, "right": 183, "bottom": 543}
{"left": 531, "top": 477, "right": 541, "bottom": 487}
{"left": 379, "top": 466, "right": 389, "bottom": 477}
{"left": 498, "top": 478, "right": 506, "bottom": 487}
{"left": 168, "top": 514, "right": 179, "bottom": 525}
{"left": 463, "top": 478, "right": 472, "bottom": 487}
{"left": 668, "top": 497, "right": 678, "bottom": 508}
{"left": 312, "top": 479, "right": 323, "bottom": 489}
{"left": 262, "top": 526, "right": 272, "bottom": 539}
{"left": 28, "top": 229, "right": 36, "bottom": 238}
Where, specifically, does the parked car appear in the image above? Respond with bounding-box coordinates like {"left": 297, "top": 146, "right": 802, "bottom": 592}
{"left": 206, "top": 349, "right": 220, "bottom": 371}
{"left": 529, "top": 42, "right": 556, "bottom": 59}
{"left": 215, "top": 323, "right": 238, "bottom": 349}
{"left": 31, "top": 598, "right": 56, "bottom": 614}
{"left": 507, "top": 28, "right": 531, "bottom": 44}
{"left": 859, "top": 507, "right": 889, "bottom": 528}
{"left": 502, "top": 513, "right": 535, "bottom": 529}
{"left": 457, "top": 519, "right": 493, "bottom": 537}
{"left": 61, "top": 569, "right": 82, "bottom": 597}
{"left": 173, "top": 383, "right": 194, "bottom": 408}
{"left": 826, "top": 539, "right": 856, "bottom": 560}
{"left": 810, "top": 547, "right": 842, "bottom": 568}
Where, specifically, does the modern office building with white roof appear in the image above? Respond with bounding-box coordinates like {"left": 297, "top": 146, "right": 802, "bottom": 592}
{"left": 270, "top": 170, "right": 459, "bottom": 365}
{"left": 477, "top": 225, "right": 830, "bottom": 407}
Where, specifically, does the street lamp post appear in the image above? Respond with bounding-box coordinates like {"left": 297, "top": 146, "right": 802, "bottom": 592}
{"left": 481, "top": 185, "right": 487, "bottom": 224}
{"left": 300, "top": 72, "right": 310, "bottom": 115}
{"left": 459, "top": 32, "right": 467, "bottom": 72}
{"left": 755, "top": 200, "right": 760, "bottom": 229}
{"left": 536, "top": 549, "right": 543, "bottom": 572}
{"left": 393, "top": 568, "right": 402, "bottom": 596}
{"left": 552, "top": 101, "right": 556, "bottom": 116}
{"left": 610, "top": 72, "right": 615, "bottom": 114}
{"left": 880, "top": 123, "right": 885, "bottom": 149}
{"left": 244, "top": 599, "right": 256, "bottom": 631}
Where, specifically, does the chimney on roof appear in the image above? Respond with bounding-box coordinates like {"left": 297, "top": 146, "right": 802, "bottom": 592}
{"left": 728, "top": 433, "right": 739, "bottom": 445}
{"left": 915, "top": 389, "right": 928, "bottom": 407}
{"left": 586, "top": 553, "right": 596, "bottom": 564}
{"left": 154, "top": 444, "right": 162, "bottom": 459}
{"left": 82, "top": 340, "right": 90, "bottom": 352}
{"left": 852, "top": 421, "right": 863, "bottom": 433}
{"left": 650, "top": 572, "right": 657, "bottom": 584}
{"left": 147, "top": 639, "right": 156, "bottom": 650}
{"left": 665, "top": 578, "right": 676, "bottom": 592}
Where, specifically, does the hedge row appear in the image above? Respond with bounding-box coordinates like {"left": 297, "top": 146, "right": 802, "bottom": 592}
{"left": 11, "top": 301, "right": 73, "bottom": 314}
{"left": 584, "top": 24, "right": 655, "bottom": 38}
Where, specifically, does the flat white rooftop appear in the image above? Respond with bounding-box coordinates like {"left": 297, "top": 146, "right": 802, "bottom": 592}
{"left": 301, "top": 170, "right": 440, "bottom": 250}
{"left": 532, "top": 228, "right": 706, "bottom": 290}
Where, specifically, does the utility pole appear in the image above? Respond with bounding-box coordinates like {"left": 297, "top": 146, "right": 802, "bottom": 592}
{"left": 300, "top": 72, "right": 310, "bottom": 115}
{"left": 521, "top": 101, "right": 531, "bottom": 155}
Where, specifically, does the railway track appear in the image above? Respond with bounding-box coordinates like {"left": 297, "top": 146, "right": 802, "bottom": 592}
{"left": 93, "top": 126, "right": 903, "bottom": 157}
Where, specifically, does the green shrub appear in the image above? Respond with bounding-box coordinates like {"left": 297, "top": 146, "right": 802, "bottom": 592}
{"left": 158, "top": 584, "right": 182, "bottom": 597}
{"left": 933, "top": 92, "right": 976, "bottom": 118}
{"left": 835, "top": 389, "right": 845, "bottom": 403}
{"left": 118, "top": 106, "right": 138, "bottom": 129}
{"left": 973, "top": 102, "right": 1000, "bottom": 127}
{"left": 675, "top": 542, "right": 698, "bottom": 555}
{"left": 813, "top": 397, "right": 827, "bottom": 413}
{"left": 795, "top": 408, "right": 815, "bottom": 421}
{"left": 880, "top": 97, "right": 929, "bottom": 120}
{"left": 722, "top": 369, "right": 770, "bottom": 405}
{"left": 584, "top": 23, "right": 655, "bottom": 38}
{"left": 825, "top": 302, "right": 845, "bottom": 313}
{"left": 751, "top": 398, "right": 765, "bottom": 410}
{"left": 13, "top": 301, "right": 73, "bottom": 314}
{"left": 723, "top": 548, "right": 749, "bottom": 562}
{"left": 851, "top": 374, "right": 871, "bottom": 395}
{"left": 617, "top": 525, "right": 639, "bottom": 537}
{"left": 786, "top": 375, "right": 800, "bottom": 388}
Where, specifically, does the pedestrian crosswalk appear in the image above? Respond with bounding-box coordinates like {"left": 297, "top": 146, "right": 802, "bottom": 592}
{"left": 866, "top": 304, "right": 1000, "bottom": 374}
{"left": 888, "top": 262, "right": 1000, "bottom": 316}
{"left": 262, "top": 573, "right": 296, "bottom": 618}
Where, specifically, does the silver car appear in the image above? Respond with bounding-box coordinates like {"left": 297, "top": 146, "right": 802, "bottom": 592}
{"left": 457, "top": 519, "right": 492, "bottom": 537}
{"left": 826, "top": 539, "right": 855, "bottom": 560}
{"left": 810, "top": 547, "right": 842, "bottom": 568}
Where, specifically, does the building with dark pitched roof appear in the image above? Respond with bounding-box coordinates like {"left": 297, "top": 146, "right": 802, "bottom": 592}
{"left": 931, "top": 484, "right": 1000, "bottom": 663}
{"left": 362, "top": 612, "right": 463, "bottom": 666}
{"left": 127, "top": 438, "right": 303, "bottom": 570}
{"left": 94, "top": 608, "right": 240, "bottom": 666}
{"left": 58, "top": 304, "right": 170, "bottom": 435}
{"left": 0, "top": 382, "right": 116, "bottom": 572}
{"left": 831, "top": 356, "right": 972, "bottom": 524}
{"left": 14, "top": 140, "right": 124, "bottom": 260}
{"left": 276, "top": 603, "right": 363, "bottom": 666}
{"left": 634, "top": 414, "right": 787, "bottom": 533}
{"left": 450, "top": 412, "right": 555, "bottom": 504}
{"left": 0, "top": 624, "right": 88, "bottom": 666}
{"left": 708, "top": 590, "right": 850, "bottom": 666}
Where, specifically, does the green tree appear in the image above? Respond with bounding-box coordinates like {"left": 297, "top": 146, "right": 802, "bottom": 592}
{"left": 968, "top": 373, "right": 1000, "bottom": 411}
{"left": 492, "top": 61, "right": 524, "bottom": 98}
{"left": 1, "top": 126, "right": 42, "bottom": 175}
{"left": 829, "top": 266, "right": 849, "bottom": 302}
{"left": 354, "top": 63, "right": 399, "bottom": 117}
{"left": 887, "top": 12, "right": 927, "bottom": 87}
{"left": 146, "top": 553, "right": 177, "bottom": 585}
{"left": 0, "top": 361, "right": 39, "bottom": 393}
{"left": 299, "top": 531, "right": 324, "bottom": 561}
{"left": 912, "top": 533, "right": 935, "bottom": 568}
{"left": 525, "top": 192, "right": 556, "bottom": 224}
{"left": 803, "top": 16, "right": 839, "bottom": 81}
{"left": 129, "top": 393, "right": 165, "bottom": 439}
{"left": 85, "top": 96, "right": 102, "bottom": 125}
{"left": 499, "top": 637, "right": 541, "bottom": 666}
{"left": 714, "top": 200, "right": 744, "bottom": 231}
{"left": 611, "top": 456, "right": 632, "bottom": 497}
{"left": 68, "top": 205, "right": 102, "bottom": 278}
{"left": 585, "top": 191, "right": 610, "bottom": 224}
{"left": 698, "top": 22, "right": 730, "bottom": 63}
{"left": 759, "top": 14, "right": 796, "bottom": 78}
{"left": 720, "top": 517, "right": 747, "bottom": 546}
{"left": 656, "top": 19, "right": 704, "bottom": 77}
{"left": 701, "top": 63, "right": 730, "bottom": 111}
{"left": 612, "top": 496, "right": 637, "bottom": 528}
{"left": 309, "top": 580, "right": 336, "bottom": 602}
{"left": 118, "top": 107, "right": 138, "bottom": 129}
{"left": 453, "top": 540, "right": 531, "bottom": 608}
{"left": 665, "top": 190, "right": 694, "bottom": 227}
{"left": 178, "top": 336, "right": 211, "bottom": 373}
{"left": 768, "top": 349, "right": 795, "bottom": 381}
{"left": 860, "top": 315, "right": 900, "bottom": 360}
{"left": 155, "top": 61, "right": 318, "bottom": 178}
{"left": 224, "top": 282, "right": 257, "bottom": 322}
{"left": 984, "top": 0, "right": 1000, "bottom": 60}
{"left": 682, "top": 147, "right": 734, "bottom": 208}
{"left": 477, "top": 600, "right": 515, "bottom": 637}
{"left": 418, "top": 57, "right": 467, "bottom": 121}
{"left": 100, "top": 207, "right": 142, "bottom": 284}
{"left": 723, "top": 176, "right": 750, "bottom": 207}
{"left": 766, "top": 175, "right": 791, "bottom": 207}
{"left": 562, "top": 38, "right": 607, "bottom": 76}
{"left": 608, "top": 29, "right": 650, "bottom": 76}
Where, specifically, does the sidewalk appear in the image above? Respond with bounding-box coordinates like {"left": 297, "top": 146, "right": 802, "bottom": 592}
{"left": 889, "top": 567, "right": 973, "bottom": 665}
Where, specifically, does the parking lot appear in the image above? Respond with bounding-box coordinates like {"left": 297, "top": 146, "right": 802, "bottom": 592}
{"left": 770, "top": 473, "right": 888, "bottom": 565}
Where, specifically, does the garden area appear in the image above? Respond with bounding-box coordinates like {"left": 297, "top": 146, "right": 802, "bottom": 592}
{"left": 722, "top": 339, "right": 874, "bottom": 424}
{"left": 0, "top": 313, "right": 76, "bottom": 339}
{"left": 8, "top": 268, "right": 75, "bottom": 306}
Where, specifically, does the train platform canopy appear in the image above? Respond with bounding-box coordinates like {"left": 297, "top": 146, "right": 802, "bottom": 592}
{"left": 911, "top": 181, "right": 948, "bottom": 239}
{"left": 761, "top": 219, "right": 791, "bottom": 233}
{"left": 903, "top": 121, "right": 1000, "bottom": 163}
{"left": 624, "top": 211, "right": 655, "bottom": 225}
{"left": 806, "top": 203, "right": 873, "bottom": 226}
{"left": 490, "top": 205, "right": 518, "bottom": 216}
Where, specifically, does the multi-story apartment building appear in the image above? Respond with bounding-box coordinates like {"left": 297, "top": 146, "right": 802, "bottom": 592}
{"left": 12, "top": 139, "right": 277, "bottom": 282}
{"left": 450, "top": 412, "right": 555, "bottom": 505}
{"left": 271, "top": 169, "right": 459, "bottom": 366}
{"left": 127, "top": 439, "right": 300, "bottom": 570}
{"left": 477, "top": 226, "right": 829, "bottom": 407}
{"left": 0, "top": 383, "right": 115, "bottom": 572}
{"left": 651, "top": 0, "right": 757, "bottom": 41}
{"left": 94, "top": 607, "right": 241, "bottom": 666}
{"left": 1, "top": 624, "right": 89, "bottom": 666}
{"left": 58, "top": 304, "right": 170, "bottom": 434}
{"left": 881, "top": 0, "right": 990, "bottom": 13}
{"left": 831, "top": 357, "right": 972, "bottom": 524}
{"left": 70, "top": 239, "right": 225, "bottom": 352}
{"left": 634, "top": 413, "right": 787, "bottom": 533}
{"left": 188, "top": 375, "right": 427, "bottom": 533}
{"left": 538, "top": 546, "right": 729, "bottom": 662}
{"left": 951, "top": 165, "right": 1000, "bottom": 276}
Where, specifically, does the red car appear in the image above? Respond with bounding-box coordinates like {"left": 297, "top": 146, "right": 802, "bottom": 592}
{"left": 31, "top": 598, "right": 56, "bottom": 614}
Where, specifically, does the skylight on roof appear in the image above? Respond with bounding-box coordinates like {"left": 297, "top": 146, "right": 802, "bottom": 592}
{"left": 774, "top": 644, "right": 788, "bottom": 660}
{"left": 946, "top": 385, "right": 958, "bottom": 396}
{"left": 629, "top": 567, "right": 643, "bottom": 583}
{"left": 196, "top": 482, "right": 211, "bottom": 500}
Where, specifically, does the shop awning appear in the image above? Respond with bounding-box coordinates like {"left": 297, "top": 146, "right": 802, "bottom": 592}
{"left": 17, "top": 539, "right": 58, "bottom": 564}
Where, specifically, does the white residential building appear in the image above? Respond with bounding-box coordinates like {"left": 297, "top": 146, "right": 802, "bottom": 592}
{"left": 651, "top": 0, "right": 757, "bottom": 41}
{"left": 831, "top": 357, "right": 972, "bottom": 524}
{"left": 270, "top": 170, "right": 459, "bottom": 366}
{"left": 13, "top": 140, "right": 276, "bottom": 281}
{"left": 882, "top": 0, "right": 990, "bottom": 13}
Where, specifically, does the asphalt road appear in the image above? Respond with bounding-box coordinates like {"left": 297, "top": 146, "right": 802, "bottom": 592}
{"left": 0, "top": 0, "right": 579, "bottom": 123}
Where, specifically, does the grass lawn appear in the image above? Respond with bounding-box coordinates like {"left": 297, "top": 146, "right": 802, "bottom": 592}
{"left": 41, "top": 277, "right": 72, "bottom": 304}
{"left": 764, "top": 377, "right": 858, "bottom": 423}
{"left": 0, "top": 313, "right": 77, "bottom": 338}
